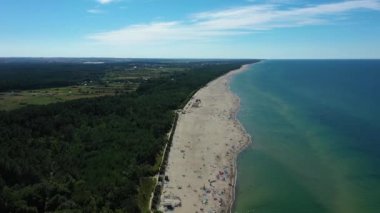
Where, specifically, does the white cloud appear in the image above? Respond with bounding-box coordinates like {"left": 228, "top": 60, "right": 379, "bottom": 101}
{"left": 87, "top": 9, "right": 104, "bottom": 14}
{"left": 88, "top": 0, "right": 380, "bottom": 45}
{"left": 97, "top": 0, "right": 114, "bottom": 4}
{"left": 88, "top": 22, "right": 245, "bottom": 45}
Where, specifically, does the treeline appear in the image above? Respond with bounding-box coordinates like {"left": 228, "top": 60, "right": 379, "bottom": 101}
{"left": 0, "top": 61, "right": 257, "bottom": 212}
{"left": 0, "top": 63, "right": 113, "bottom": 91}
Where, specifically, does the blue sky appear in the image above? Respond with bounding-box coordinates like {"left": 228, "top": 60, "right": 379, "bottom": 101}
{"left": 1, "top": 0, "right": 380, "bottom": 58}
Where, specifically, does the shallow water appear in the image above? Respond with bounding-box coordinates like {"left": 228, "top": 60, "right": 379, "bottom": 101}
{"left": 231, "top": 60, "right": 380, "bottom": 213}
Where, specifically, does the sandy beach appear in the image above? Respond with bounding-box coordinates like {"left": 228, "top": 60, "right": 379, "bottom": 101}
{"left": 159, "top": 64, "right": 252, "bottom": 213}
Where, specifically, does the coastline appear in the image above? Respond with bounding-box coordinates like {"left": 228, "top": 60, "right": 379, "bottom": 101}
{"left": 159, "top": 64, "right": 253, "bottom": 212}
{"left": 226, "top": 65, "right": 253, "bottom": 213}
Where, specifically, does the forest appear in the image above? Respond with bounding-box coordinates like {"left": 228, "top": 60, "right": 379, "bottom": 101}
{"left": 0, "top": 59, "right": 258, "bottom": 212}
{"left": 0, "top": 63, "right": 108, "bottom": 91}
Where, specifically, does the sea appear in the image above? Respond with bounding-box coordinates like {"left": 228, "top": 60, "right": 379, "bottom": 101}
{"left": 231, "top": 60, "right": 380, "bottom": 213}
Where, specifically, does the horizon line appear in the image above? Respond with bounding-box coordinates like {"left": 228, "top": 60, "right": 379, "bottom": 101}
{"left": 1, "top": 57, "right": 380, "bottom": 60}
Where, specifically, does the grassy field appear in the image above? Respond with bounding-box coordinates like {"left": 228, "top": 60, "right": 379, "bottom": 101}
{"left": 0, "top": 64, "right": 186, "bottom": 111}
{"left": 138, "top": 177, "right": 158, "bottom": 213}
{"left": 0, "top": 83, "right": 136, "bottom": 111}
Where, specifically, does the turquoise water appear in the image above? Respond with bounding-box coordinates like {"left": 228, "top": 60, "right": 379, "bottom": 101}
{"left": 231, "top": 60, "right": 380, "bottom": 213}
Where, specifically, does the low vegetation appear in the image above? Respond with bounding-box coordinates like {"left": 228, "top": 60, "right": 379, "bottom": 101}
{"left": 0, "top": 61, "right": 189, "bottom": 111}
{"left": 138, "top": 177, "right": 157, "bottom": 213}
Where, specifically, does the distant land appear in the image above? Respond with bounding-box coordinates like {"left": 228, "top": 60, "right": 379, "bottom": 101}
{"left": 0, "top": 57, "right": 258, "bottom": 64}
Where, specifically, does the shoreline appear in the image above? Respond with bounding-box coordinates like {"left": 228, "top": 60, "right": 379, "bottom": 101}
{"left": 225, "top": 65, "right": 253, "bottom": 213}
{"left": 159, "top": 64, "right": 253, "bottom": 212}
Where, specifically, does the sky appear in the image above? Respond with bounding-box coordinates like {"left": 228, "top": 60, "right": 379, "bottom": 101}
{"left": 1, "top": 0, "right": 380, "bottom": 59}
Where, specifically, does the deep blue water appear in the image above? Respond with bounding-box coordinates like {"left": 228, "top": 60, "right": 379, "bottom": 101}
{"left": 231, "top": 60, "right": 380, "bottom": 213}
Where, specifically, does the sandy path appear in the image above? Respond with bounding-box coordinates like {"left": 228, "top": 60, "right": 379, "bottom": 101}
{"left": 159, "top": 65, "right": 252, "bottom": 213}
